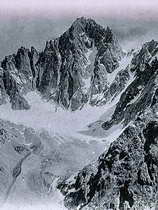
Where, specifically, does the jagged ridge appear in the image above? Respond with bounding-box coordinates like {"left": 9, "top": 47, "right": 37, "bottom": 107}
{"left": 0, "top": 17, "right": 124, "bottom": 111}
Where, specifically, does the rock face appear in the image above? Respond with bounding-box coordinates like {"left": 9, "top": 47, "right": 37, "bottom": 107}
{"left": 102, "top": 40, "right": 158, "bottom": 130}
{"left": 0, "top": 17, "right": 124, "bottom": 111}
{"left": 1, "top": 46, "right": 39, "bottom": 109}
{"left": 58, "top": 40, "right": 158, "bottom": 210}
{"left": 36, "top": 17, "right": 124, "bottom": 110}
{"left": 0, "top": 68, "right": 7, "bottom": 105}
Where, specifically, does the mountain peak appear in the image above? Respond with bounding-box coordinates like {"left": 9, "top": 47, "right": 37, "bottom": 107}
{"left": 67, "top": 17, "right": 118, "bottom": 50}
{"left": 0, "top": 17, "right": 123, "bottom": 111}
{"left": 72, "top": 16, "right": 96, "bottom": 25}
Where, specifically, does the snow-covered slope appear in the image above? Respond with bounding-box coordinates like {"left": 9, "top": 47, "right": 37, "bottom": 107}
{"left": 0, "top": 91, "right": 107, "bottom": 139}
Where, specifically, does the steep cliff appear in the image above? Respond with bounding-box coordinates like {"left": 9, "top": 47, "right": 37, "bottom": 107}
{"left": 36, "top": 17, "right": 124, "bottom": 110}
{"left": 0, "top": 17, "right": 124, "bottom": 111}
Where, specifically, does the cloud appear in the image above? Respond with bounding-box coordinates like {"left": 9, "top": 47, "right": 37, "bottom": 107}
{"left": 0, "top": 15, "right": 158, "bottom": 60}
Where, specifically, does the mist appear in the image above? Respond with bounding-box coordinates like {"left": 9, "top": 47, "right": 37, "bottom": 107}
{"left": 0, "top": 15, "right": 158, "bottom": 61}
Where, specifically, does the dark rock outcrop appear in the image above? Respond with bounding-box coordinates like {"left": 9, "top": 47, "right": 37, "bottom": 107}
{"left": 0, "top": 68, "right": 7, "bottom": 105}
{"left": 102, "top": 40, "right": 158, "bottom": 130}
{"left": 60, "top": 115, "right": 158, "bottom": 210}
{"left": 0, "top": 46, "right": 39, "bottom": 109}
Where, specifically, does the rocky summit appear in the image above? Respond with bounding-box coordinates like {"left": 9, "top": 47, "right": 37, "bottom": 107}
{"left": 0, "top": 17, "right": 158, "bottom": 210}
{"left": 0, "top": 17, "right": 124, "bottom": 111}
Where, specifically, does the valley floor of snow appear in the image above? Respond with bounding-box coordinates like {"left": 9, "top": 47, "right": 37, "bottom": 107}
{"left": 0, "top": 91, "right": 125, "bottom": 210}
{"left": 0, "top": 91, "right": 122, "bottom": 142}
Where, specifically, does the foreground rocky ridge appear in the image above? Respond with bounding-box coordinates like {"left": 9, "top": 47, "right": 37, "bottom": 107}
{"left": 58, "top": 40, "right": 158, "bottom": 210}
{"left": 60, "top": 119, "right": 158, "bottom": 209}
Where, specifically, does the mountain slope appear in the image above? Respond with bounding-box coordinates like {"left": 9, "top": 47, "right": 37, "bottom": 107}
{"left": 0, "top": 17, "right": 124, "bottom": 111}
{"left": 1, "top": 46, "right": 39, "bottom": 109}
{"left": 58, "top": 40, "right": 158, "bottom": 210}
{"left": 0, "top": 17, "right": 158, "bottom": 210}
{"left": 60, "top": 119, "right": 158, "bottom": 210}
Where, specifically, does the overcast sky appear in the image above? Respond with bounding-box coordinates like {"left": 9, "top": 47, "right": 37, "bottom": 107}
{"left": 0, "top": 0, "right": 158, "bottom": 59}
{"left": 1, "top": 0, "right": 158, "bottom": 19}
